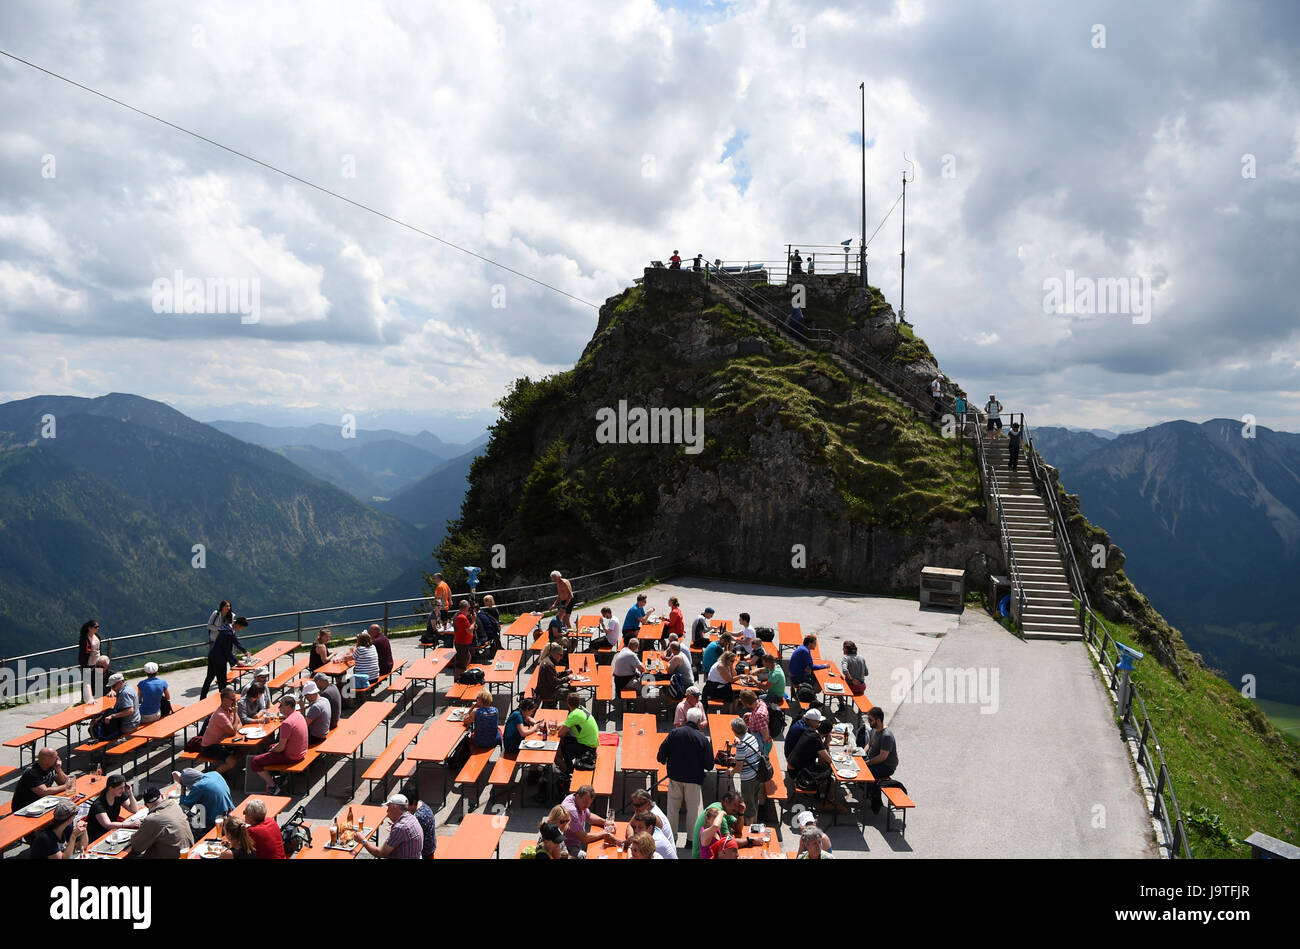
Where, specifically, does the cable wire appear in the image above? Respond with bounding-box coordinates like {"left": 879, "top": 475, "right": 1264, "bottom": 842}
{"left": 0, "top": 49, "right": 600, "bottom": 309}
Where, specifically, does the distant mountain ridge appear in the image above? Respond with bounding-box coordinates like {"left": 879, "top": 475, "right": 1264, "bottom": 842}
{"left": 0, "top": 393, "right": 428, "bottom": 657}
{"left": 1033, "top": 418, "right": 1300, "bottom": 703}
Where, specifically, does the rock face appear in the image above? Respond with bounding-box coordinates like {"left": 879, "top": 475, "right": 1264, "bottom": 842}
{"left": 435, "top": 280, "right": 997, "bottom": 597}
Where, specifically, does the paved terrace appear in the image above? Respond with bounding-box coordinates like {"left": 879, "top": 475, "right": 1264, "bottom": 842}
{"left": 0, "top": 578, "right": 1156, "bottom": 858}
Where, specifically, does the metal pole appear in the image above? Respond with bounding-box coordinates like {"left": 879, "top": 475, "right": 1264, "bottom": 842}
{"left": 899, "top": 171, "right": 907, "bottom": 325}
{"left": 860, "top": 81, "right": 867, "bottom": 288}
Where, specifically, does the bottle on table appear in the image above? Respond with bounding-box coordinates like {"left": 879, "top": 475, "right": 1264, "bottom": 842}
{"left": 329, "top": 819, "right": 339, "bottom": 845}
{"left": 345, "top": 806, "right": 355, "bottom": 832}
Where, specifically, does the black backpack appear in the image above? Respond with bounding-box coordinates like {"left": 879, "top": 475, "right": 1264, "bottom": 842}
{"left": 281, "top": 806, "right": 312, "bottom": 857}
{"left": 572, "top": 750, "right": 597, "bottom": 772}
{"left": 755, "top": 627, "right": 776, "bottom": 642}
{"left": 457, "top": 668, "right": 485, "bottom": 685}
{"left": 762, "top": 696, "right": 787, "bottom": 738}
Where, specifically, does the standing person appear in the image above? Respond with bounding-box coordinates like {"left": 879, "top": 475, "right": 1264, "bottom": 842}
{"left": 550, "top": 571, "right": 575, "bottom": 632}
{"left": 201, "top": 615, "right": 249, "bottom": 699}
{"left": 863, "top": 705, "right": 900, "bottom": 814}
{"left": 451, "top": 601, "right": 476, "bottom": 674}
{"left": 954, "top": 393, "right": 968, "bottom": 433}
{"left": 657, "top": 706, "right": 713, "bottom": 845}
{"left": 360, "top": 794, "right": 424, "bottom": 860}
{"left": 128, "top": 787, "right": 193, "bottom": 859}
{"left": 669, "top": 250, "right": 682, "bottom": 270}
{"left": 664, "top": 597, "right": 685, "bottom": 643}
{"left": 790, "top": 249, "right": 803, "bottom": 275}
{"left": 984, "top": 393, "right": 1003, "bottom": 441}
{"left": 930, "top": 376, "right": 943, "bottom": 423}
{"left": 207, "top": 600, "right": 233, "bottom": 643}
{"left": 431, "top": 573, "right": 452, "bottom": 634}
{"left": 78, "top": 619, "right": 111, "bottom": 702}
{"left": 1008, "top": 421, "right": 1023, "bottom": 473}
{"left": 728, "top": 717, "right": 766, "bottom": 817}
{"left": 807, "top": 254, "right": 815, "bottom": 275}
{"left": 692, "top": 253, "right": 703, "bottom": 272}
{"left": 137, "top": 662, "right": 170, "bottom": 723}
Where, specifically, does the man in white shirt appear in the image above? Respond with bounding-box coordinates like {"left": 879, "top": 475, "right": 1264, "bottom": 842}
{"left": 629, "top": 788, "right": 670, "bottom": 833}
{"left": 596, "top": 606, "right": 621, "bottom": 652}
{"left": 735, "top": 612, "right": 757, "bottom": 655}
{"left": 627, "top": 810, "right": 677, "bottom": 859}
{"left": 985, "top": 394, "right": 1003, "bottom": 440}
{"left": 612, "top": 638, "right": 646, "bottom": 694}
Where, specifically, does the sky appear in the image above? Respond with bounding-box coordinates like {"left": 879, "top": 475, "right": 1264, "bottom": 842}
{"left": 0, "top": 0, "right": 1298, "bottom": 437}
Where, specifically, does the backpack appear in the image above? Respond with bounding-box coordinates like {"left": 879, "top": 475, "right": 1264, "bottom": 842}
{"left": 762, "top": 696, "right": 787, "bottom": 738}
{"left": 572, "top": 750, "right": 597, "bottom": 772}
{"left": 668, "top": 669, "right": 691, "bottom": 700}
{"left": 797, "top": 683, "right": 818, "bottom": 706}
{"left": 280, "top": 806, "right": 312, "bottom": 857}
{"left": 457, "top": 668, "right": 485, "bottom": 685}
{"left": 472, "top": 706, "right": 501, "bottom": 748}
{"left": 796, "top": 762, "right": 832, "bottom": 792}
{"left": 755, "top": 627, "right": 776, "bottom": 642}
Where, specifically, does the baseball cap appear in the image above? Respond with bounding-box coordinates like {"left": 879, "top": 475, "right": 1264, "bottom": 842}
{"left": 143, "top": 662, "right": 159, "bottom": 675}
{"left": 539, "top": 822, "right": 565, "bottom": 844}
{"left": 253, "top": 667, "right": 270, "bottom": 678}
{"left": 793, "top": 810, "right": 817, "bottom": 832}
{"left": 142, "top": 787, "right": 162, "bottom": 804}
{"left": 803, "top": 708, "right": 824, "bottom": 723}
{"left": 178, "top": 768, "right": 203, "bottom": 787}
{"left": 386, "top": 793, "right": 408, "bottom": 807}
{"left": 53, "top": 801, "right": 77, "bottom": 822}
{"left": 703, "top": 607, "right": 715, "bottom": 615}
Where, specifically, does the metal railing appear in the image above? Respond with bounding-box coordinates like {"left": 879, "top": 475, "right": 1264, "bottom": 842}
{"left": 972, "top": 413, "right": 1028, "bottom": 624}
{"left": 1022, "top": 424, "right": 1191, "bottom": 857}
{"left": 0, "top": 556, "right": 678, "bottom": 703}
{"left": 701, "top": 258, "right": 950, "bottom": 420}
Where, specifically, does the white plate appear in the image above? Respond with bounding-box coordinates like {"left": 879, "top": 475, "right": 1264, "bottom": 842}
{"left": 239, "top": 727, "right": 267, "bottom": 739}
{"left": 20, "top": 796, "right": 64, "bottom": 816}
{"left": 106, "top": 830, "right": 134, "bottom": 845}
{"left": 447, "top": 709, "right": 467, "bottom": 722}
{"left": 199, "top": 850, "right": 222, "bottom": 859}
{"left": 824, "top": 682, "right": 844, "bottom": 692}
{"left": 522, "top": 739, "right": 546, "bottom": 750}
{"left": 831, "top": 753, "right": 848, "bottom": 763}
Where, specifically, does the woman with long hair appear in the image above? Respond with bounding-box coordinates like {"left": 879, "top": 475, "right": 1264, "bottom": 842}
{"left": 78, "top": 620, "right": 111, "bottom": 703}
{"left": 207, "top": 600, "right": 233, "bottom": 643}
{"left": 309, "top": 628, "right": 334, "bottom": 672}
{"left": 219, "top": 816, "right": 257, "bottom": 859}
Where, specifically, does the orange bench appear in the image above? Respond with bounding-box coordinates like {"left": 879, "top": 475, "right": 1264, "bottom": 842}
{"left": 268, "top": 656, "right": 311, "bottom": 692}
{"left": 393, "top": 757, "right": 418, "bottom": 780}
{"left": 260, "top": 749, "right": 322, "bottom": 795}
{"left": 5, "top": 730, "right": 48, "bottom": 767}
{"left": 348, "top": 661, "right": 409, "bottom": 706}
{"left": 454, "top": 743, "right": 499, "bottom": 813}
{"left": 361, "top": 722, "right": 423, "bottom": 803}
{"left": 569, "top": 742, "right": 615, "bottom": 806}
{"left": 882, "top": 786, "right": 914, "bottom": 835}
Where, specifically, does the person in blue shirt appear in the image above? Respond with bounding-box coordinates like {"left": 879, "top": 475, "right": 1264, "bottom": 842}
{"left": 623, "top": 594, "right": 652, "bottom": 640}
{"left": 789, "top": 634, "right": 830, "bottom": 688}
{"left": 174, "top": 767, "right": 233, "bottom": 835}
{"left": 136, "top": 662, "right": 170, "bottom": 724}
{"left": 701, "top": 633, "right": 732, "bottom": 677}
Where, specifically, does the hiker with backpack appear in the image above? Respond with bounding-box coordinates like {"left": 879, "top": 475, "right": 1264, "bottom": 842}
{"left": 984, "top": 393, "right": 1004, "bottom": 440}
{"left": 1008, "top": 421, "right": 1023, "bottom": 472}
{"left": 463, "top": 688, "right": 502, "bottom": 748}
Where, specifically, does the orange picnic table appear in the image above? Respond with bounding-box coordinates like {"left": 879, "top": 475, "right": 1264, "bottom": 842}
{"left": 483, "top": 649, "right": 522, "bottom": 687}
{"left": 434, "top": 811, "right": 505, "bottom": 859}
{"left": 135, "top": 693, "right": 221, "bottom": 744}
{"left": 777, "top": 621, "right": 803, "bottom": 648}
{"left": 185, "top": 793, "right": 292, "bottom": 858}
{"left": 293, "top": 803, "right": 388, "bottom": 859}
{"left": 503, "top": 612, "right": 543, "bottom": 650}
{"left": 587, "top": 818, "right": 632, "bottom": 859}
{"left": 0, "top": 772, "right": 108, "bottom": 854}
{"left": 315, "top": 701, "right": 395, "bottom": 795}
{"left": 618, "top": 713, "right": 665, "bottom": 792}
{"left": 407, "top": 707, "right": 472, "bottom": 801}
{"left": 27, "top": 696, "right": 113, "bottom": 756}
{"left": 231, "top": 639, "right": 301, "bottom": 678}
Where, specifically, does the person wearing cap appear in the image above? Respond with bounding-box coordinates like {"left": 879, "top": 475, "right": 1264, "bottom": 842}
{"left": 242, "top": 798, "right": 286, "bottom": 859}
{"left": 658, "top": 704, "right": 713, "bottom": 845}
{"left": 174, "top": 766, "right": 233, "bottom": 834}
{"left": 673, "top": 684, "right": 703, "bottom": 729}
{"left": 691, "top": 607, "right": 715, "bottom": 651}
{"left": 361, "top": 794, "right": 424, "bottom": 859}
{"left": 240, "top": 669, "right": 272, "bottom": 721}
{"left": 128, "top": 786, "right": 194, "bottom": 859}
{"left": 534, "top": 818, "right": 572, "bottom": 859}
{"left": 791, "top": 811, "right": 833, "bottom": 857}
{"left": 302, "top": 680, "right": 330, "bottom": 745}
{"left": 199, "top": 687, "right": 243, "bottom": 775}
{"left": 784, "top": 707, "right": 823, "bottom": 760}
{"left": 314, "top": 672, "right": 342, "bottom": 730}
{"left": 98, "top": 671, "right": 140, "bottom": 740}
{"left": 28, "top": 801, "right": 88, "bottom": 859}
{"left": 201, "top": 614, "right": 250, "bottom": 699}
{"left": 251, "top": 695, "right": 308, "bottom": 793}
{"left": 137, "top": 662, "right": 170, "bottom": 723}
{"left": 87, "top": 773, "right": 140, "bottom": 842}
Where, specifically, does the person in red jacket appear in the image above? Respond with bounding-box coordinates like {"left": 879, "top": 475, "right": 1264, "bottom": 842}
{"left": 453, "top": 600, "right": 476, "bottom": 673}
{"left": 242, "top": 798, "right": 286, "bottom": 859}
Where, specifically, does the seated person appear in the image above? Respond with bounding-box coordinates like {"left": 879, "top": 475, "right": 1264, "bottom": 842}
{"left": 701, "top": 650, "right": 738, "bottom": 708}
{"left": 691, "top": 607, "right": 716, "bottom": 651}
{"left": 629, "top": 831, "right": 661, "bottom": 860}
{"left": 841, "top": 641, "right": 868, "bottom": 696}
{"left": 301, "top": 681, "right": 330, "bottom": 746}
{"left": 218, "top": 816, "right": 258, "bottom": 859}
{"left": 174, "top": 767, "right": 233, "bottom": 835}
{"left": 12, "top": 747, "right": 72, "bottom": 811}
{"left": 463, "top": 687, "right": 502, "bottom": 748}
{"left": 792, "top": 811, "right": 833, "bottom": 856}
{"left": 503, "top": 696, "right": 542, "bottom": 755}
{"left": 239, "top": 671, "right": 272, "bottom": 721}
{"left": 535, "top": 818, "right": 573, "bottom": 859}
{"left": 797, "top": 826, "right": 834, "bottom": 859}
{"left": 628, "top": 787, "right": 670, "bottom": 832}
{"left": 758, "top": 652, "right": 786, "bottom": 700}
{"left": 348, "top": 632, "right": 380, "bottom": 689}
{"left": 556, "top": 693, "right": 599, "bottom": 770}
{"left": 127, "top": 787, "right": 194, "bottom": 859}
{"left": 100, "top": 672, "right": 140, "bottom": 739}
{"left": 626, "top": 810, "right": 676, "bottom": 859}
{"left": 28, "top": 801, "right": 88, "bottom": 860}
{"left": 665, "top": 642, "right": 694, "bottom": 695}
{"left": 789, "top": 635, "right": 830, "bottom": 690}
{"left": 250, "top": 695, "right": 308, "bottom": 794}
{"left": 198, "top": 687, "right": 243, "bottom": 775}
{"left": 786, "top": 719, "right": 836, "bottom": 799}
{"left": 137, "top": 662, "right": 170, "bottom": 724}
{"left": 559, "top": 784, "right": 616, "bottom": 856}
{"left": 592, "top": 607, "right": 620, "bottom": 651}
{"left": 612, "top": 638, "right": 646, "bottom": 694}
{"left": 242, "top": 798, "right": 286, "bottom": 860}
{"left": 536, "top": 643, "right": 572, "bottom": 704}
{"left": 87, "top": 773, "right": 140, "bottom": 842}
{"left": 701, "top": 633, "right": 732, "bottom": 677}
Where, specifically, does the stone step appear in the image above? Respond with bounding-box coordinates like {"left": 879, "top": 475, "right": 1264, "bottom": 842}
{"left": 1022, "top": 628, "right": 1084, "bottom": 641}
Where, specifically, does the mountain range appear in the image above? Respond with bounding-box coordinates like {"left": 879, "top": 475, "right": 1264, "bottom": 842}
{"left": 1033, "top": 421, "right": 1300, "bottom": 704}
{"left": 0, "top": 393, "right": 442, "bottom": 660}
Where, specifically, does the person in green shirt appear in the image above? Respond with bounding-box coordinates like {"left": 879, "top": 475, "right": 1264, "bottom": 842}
{"left": 690, "top": 790, "right": 744, "bottom": 856}
{"left": 557, "top": 693, "right": 599, "bottom": 769}
{"left": 760, "top": 653, "right": 786, "bottom": 699}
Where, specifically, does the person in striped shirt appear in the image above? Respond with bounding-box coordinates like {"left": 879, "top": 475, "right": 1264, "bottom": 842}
{"left": 362, "top": 794, "right": 424, "bottom": 859}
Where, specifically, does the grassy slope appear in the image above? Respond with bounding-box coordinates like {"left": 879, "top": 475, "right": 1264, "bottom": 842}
{"left": 1092, "top": 612, "right": 1300, "bottom": 858}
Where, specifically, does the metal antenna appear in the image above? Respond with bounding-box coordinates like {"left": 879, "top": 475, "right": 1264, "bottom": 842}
{"left": 900, "top": 154, "right": 915, "bottom": 326}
